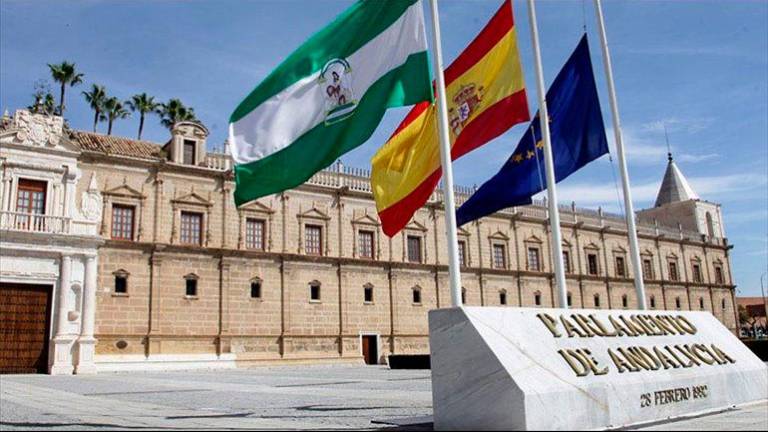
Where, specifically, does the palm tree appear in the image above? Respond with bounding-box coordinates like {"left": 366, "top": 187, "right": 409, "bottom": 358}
{"left": 47, "top": 61, "right": 84, "bottom": 116}
{"left": 82, "top": 84, "right": 107, "bottom": 132}
{"left": 28, "top": 93, "right": 57, "bottom": 116}
{"left": 103, "top": 97, "right": 130, "bottom": 135}
{"left": 126, "top": 93, "right": 159, "bottom": 140}
{"left": 28, "top": 79, "right": 57, "bottom": 116}
{"left": 158, "top": 98, "right": 197, "bottom": 130}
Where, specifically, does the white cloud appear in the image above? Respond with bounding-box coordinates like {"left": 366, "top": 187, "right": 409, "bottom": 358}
{"left": 606, "top": 122, "right": 720, "bottom": 166}
{"left": 540, "top": 172, "right": 767, "bottom": 212}
{"left": 677, "top": 153, "right": 720, "bottom": 163}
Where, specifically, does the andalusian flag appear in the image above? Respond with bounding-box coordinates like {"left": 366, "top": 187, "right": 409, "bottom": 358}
{"left": 230, "top": 0, "right": 432, "bottom": 205}
{"left": 371, "top": 0, "right": 529, "bottom": 237}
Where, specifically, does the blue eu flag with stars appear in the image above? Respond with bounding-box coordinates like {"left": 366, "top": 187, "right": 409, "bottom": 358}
{"left": 456, "top": 35, "right": 608, "bottom": 226}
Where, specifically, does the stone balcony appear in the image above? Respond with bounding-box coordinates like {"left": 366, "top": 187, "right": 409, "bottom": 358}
{"left": 0, "top": 211, "right": 99, "bottom": 237}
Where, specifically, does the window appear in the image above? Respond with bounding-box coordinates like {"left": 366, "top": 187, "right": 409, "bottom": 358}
{"left": 714, "top": 265, "right": 724, "bottom": 284}
{"left": 183, "top": 140, "right": 196, "bottom": 165}
{"left": 461, "top": 288, "right": 467, "bottom": 304}
{"left": 621, "top": 295, "right": 628, "bottom": 308}
{"left": 567, "top": 293, "right": 572, "bottom": 307}
{"left": 364, "top": 284, "right": 374, "bottom": 303}
{"left": 111, "top": 205, "right": 135, "bottom": 240}
{"left": 587, "top": 253, "right": 599, "bottom": 276}
{"left": 615, "top": 256, "right": 626, "bottom": 277}
{"left": 114, "top": 275, "right": 127, "bottom": 294}
{"left": 185, "top": 276, "right": 198, "bottom": 297}
{"left": 650, "top": 296, "right": 656, "bottom": 309}
{"left": 16, "top": 179, "right": 46, "bottom": 229}
{"left": 706, "top": 212, "right": 715, "bottom": 238}
{"left": 358, "top": 230, "right": 374, "bottom": 259}
{"left": 180, "top": 211, "right": 203, "bottom": 245}
{"left": 562, "top": 250, "right": 571, "bottom": 273}
{"left": 305, "top": 224, "right": 322, "bottom": 256}
{"left": 309, "top": 281, "right": 321, "bottom": 302}
{"left": 692, "top": 263, "right": 702, "bottom": 283}
{"left": 407, "top": 235, "right": 422, "bottom": 263}
{"left": 534, "top": 291, "right": 542, "bottom": 306}
{"left": 594, "top": 294, "right": 600, "bottom": 308}
{"left": 250, "top": 279, "right": 262, "bottom": 299}
{"left": 675, "top": 297, "right": 681, "bottom": 309}
{"left": 722, "top": 299, "right": 727, "bottom": 310}
{"left": 699, "top": 297, "right": 705, "bottom": 310}
{"left": 527, "top": 248, "right": 541, "bottom": 271}
{"left": 412, "top": 287, "right": 422, "bottom": 304}
{"left": 499, "top": 291, "right": 507, "bottom": 305}
{"left": 245, "top": 218, "right": 265, "bottom": 250}
{"left": 668, "top": 261, "right": 679, "bottom": 281}
{"left": 458, "top": 240, "right": 467, "bottom": 267}
{"left": 492, "top": 244, "right": 506, "bottom": 269}
{"left": 642, "top": 259, "right": 653, "bottom": 280}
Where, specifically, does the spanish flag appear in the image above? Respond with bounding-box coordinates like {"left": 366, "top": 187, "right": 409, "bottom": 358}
{"left": 371, "top": 0, "right": 529, "bottom": 237}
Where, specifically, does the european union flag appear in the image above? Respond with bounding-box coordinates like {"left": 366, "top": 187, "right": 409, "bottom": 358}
{"left": 456, "top": 35, "right": 608, "bottom": 226}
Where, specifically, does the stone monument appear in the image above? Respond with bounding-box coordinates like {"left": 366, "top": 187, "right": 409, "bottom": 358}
{"left": 429, "top": 307, "right": 768, "bottom": 430}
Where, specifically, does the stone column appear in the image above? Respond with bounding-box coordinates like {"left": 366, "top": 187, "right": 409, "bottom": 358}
{"left": 1, "top": 173, "right": 12, "bottom": 211}
{"left": 51, "top": 254, "right": 74, "bottom": 375}
{"left": 76, "top": 255, "right": 98, "bottom": 374}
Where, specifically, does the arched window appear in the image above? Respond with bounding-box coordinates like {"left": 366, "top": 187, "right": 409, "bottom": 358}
{"left": 499, "top": 290, "right": 507, "bottom": 305}
{"left": 621, "top": 294, "right": 628, "bottom": 309}
{"left": 593, "top": 294, "right": 600, "bottom": 308}
{"left": 184, "top": 273, "right": 199, "bottom": 297}
{"left": 699, "top": 297, "right": 705, "bottom": 310}
{"left": 461, "top": 287, "right": 467, "bottom": 304}
{"left": 363, "top": 283, "right": 374, "bottom": 304}
{"left": 309, "top": 280, "right": 321, "bottom": 302}
{"left": 675, "top": 297, "right": 681, "bottom": 309}
{"left": 113, "top": 269, "right": 129, "bottom": 294}
{"left": 534, "top": 291, "right": 542, "bottom": 306}
{"left": 412, "top": 286, "right": 422, "bottom": 304}
{"left": 250, "top": 277, "right": 262, "bottom": 299}
{"left": 567, "top": 292, "right": 573, "bottom": 307}
{"left": 650, "top": 295, "right": 656, "bottom": 309}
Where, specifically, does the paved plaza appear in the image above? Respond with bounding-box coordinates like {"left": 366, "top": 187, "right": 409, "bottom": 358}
{"left": 0, "top": 365, "right": 766, "bottom": 431}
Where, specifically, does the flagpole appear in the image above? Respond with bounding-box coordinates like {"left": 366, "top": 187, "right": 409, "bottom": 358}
{"left": 428, "top": 0, "right": 463, "bottom": 308}
{"left": 526, "top": 0, "right": 568, "bottom": 309}
{"left": 593, "top": 0, "right": 647, "bottom": 310}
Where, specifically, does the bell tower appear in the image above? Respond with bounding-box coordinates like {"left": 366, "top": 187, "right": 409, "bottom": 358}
{"left": 167, "top": 121, "right": 208, "bottom": 166}
{"left": 637, "top": 152, "right": 725, "bottom": 240}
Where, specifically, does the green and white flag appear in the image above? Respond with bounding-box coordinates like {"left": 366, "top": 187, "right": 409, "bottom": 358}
{"left": 230, "top": 0, "right": 433, "bottom": 205}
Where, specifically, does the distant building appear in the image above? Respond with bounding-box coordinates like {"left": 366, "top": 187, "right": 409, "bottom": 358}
{"left": 0, "top": 110, "right": 739, "bottom": 374}
{"left": 737, "top": 297, "right": 767, "bottom": 338}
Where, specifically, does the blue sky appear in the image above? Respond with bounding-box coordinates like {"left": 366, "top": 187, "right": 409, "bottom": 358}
{"left": 2, "top": 0, "right": 766, "bottom": 296}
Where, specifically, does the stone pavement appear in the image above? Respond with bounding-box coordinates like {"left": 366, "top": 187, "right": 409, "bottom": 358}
{"left": 0, "top": 365, "right": 766, "bottom": 431}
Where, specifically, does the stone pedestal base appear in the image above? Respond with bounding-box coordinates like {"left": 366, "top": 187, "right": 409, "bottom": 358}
{"left": 49, "top": 336, "right": 75, "bottom": 375}
{"left": 75, "top": 337, "right": 98, "bottom": 374}
{"left": 429, "top": 307, "right": 768, "bottom": 430}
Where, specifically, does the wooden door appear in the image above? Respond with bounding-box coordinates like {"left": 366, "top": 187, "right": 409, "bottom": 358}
{"left": 362, "top": 335, "right": 378, "bottom": 365}
{"left": 0, "top": 283, "right": 53, "bottom": 374}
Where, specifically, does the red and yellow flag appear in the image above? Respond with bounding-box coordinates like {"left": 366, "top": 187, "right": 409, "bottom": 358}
{"left": 371, "top": 0, "right": 530, "bottom": 237}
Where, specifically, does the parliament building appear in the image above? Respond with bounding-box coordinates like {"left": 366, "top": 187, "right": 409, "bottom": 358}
{"left": 0, "top": 109, "right": 737, "bottom": 374}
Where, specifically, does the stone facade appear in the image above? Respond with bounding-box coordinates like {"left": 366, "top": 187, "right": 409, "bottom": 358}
{"left": 0, "top": 110, "right": 739, "bottom": 373}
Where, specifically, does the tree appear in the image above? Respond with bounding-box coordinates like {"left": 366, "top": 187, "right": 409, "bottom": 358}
{"left": 27, "top": 79, "right": 57, "bottom": 116}
{"left": 47, "top": 61, "right": 84, "bottom": 116}
{"left": 126, "top": 93, "right": 159, "bottom": 140}
{"left": 82, "top": 84, "right": 108, "bottom": 132}
{"left": 103, "top": 97, "right": 130, "bottom": 135}
{"left": 158, "top": 98, "right": 197, "bottom": 130}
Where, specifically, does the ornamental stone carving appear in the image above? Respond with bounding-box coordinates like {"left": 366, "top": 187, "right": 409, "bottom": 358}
{"left": 81, "top": 173, "right": 103, "bottom": 222}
